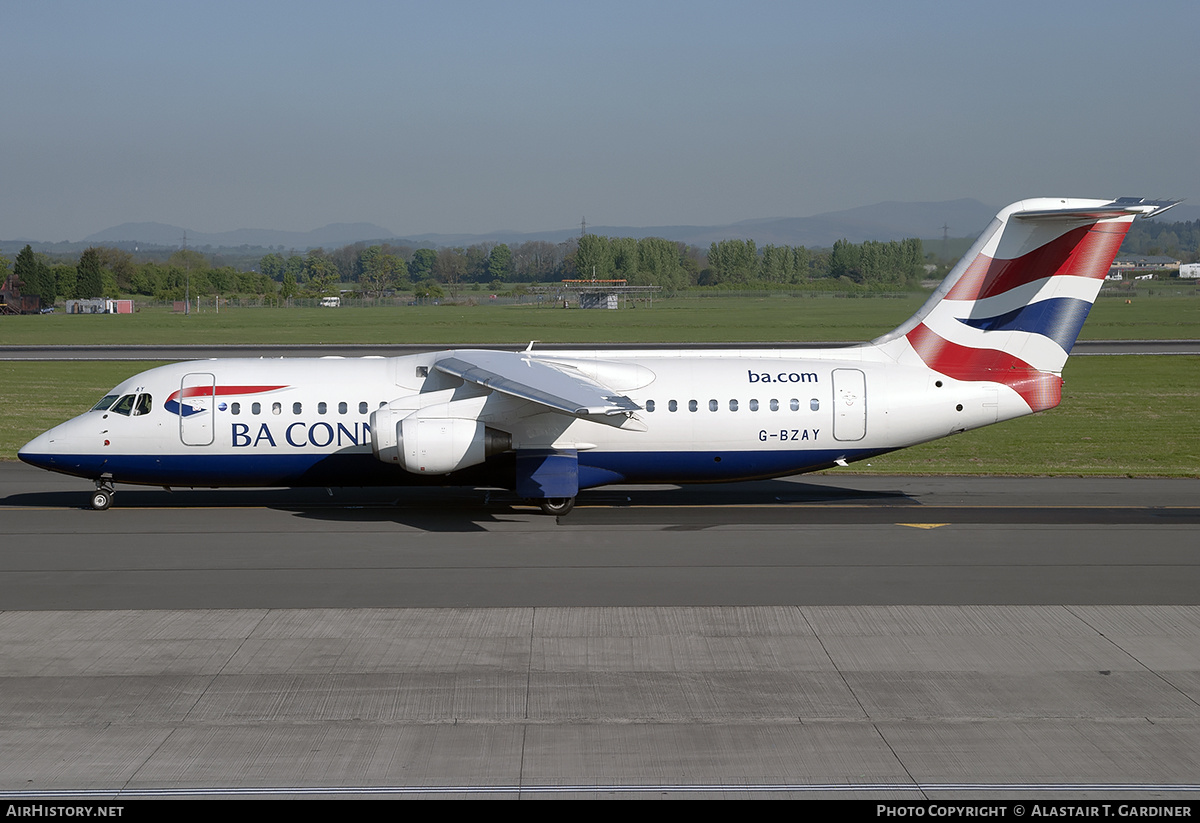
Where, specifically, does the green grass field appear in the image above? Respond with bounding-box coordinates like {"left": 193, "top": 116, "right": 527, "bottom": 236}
{"left": 3, "top": 356, "right": 1196, "bottom": 476}
{"left": 1, "top": 297, "right": 920, "bottom": 345}
{"left": 1, "top": 291, "right": 1196, "bottom": 345}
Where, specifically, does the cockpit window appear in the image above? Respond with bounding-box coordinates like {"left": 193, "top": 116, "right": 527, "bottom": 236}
{"left": 133, "top": 394, "right": 153, "bottom": 416}
{"left": 110, "top": 395, "right": 137, "bottom": 416}
{"left": 91, "top": 394, "right": 119, "bottom": 412}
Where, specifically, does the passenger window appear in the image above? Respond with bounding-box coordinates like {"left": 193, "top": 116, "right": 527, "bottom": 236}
{"left": 110, "top": 395, "right": 136, "bottom": 416}
{"left": 729, "top": 399, "right": 738, "bottom": 412}
{"left": 91, "top": 394, "right": 119, "bottom": 412}
{"left": 668, "top": 400, "right": 678, "bottom": 412}
{"left": 708, "top": 399, "right": 718, "bottom": 412}
{"left": 252, "top": 402, "right": 261, "bottom": 415}
{"left": 318, "top": 402, "right": 327, "bottom": 415}
{"left": 790, "top": 399, "right": 800, "bottom": 412}
{"left": 272, "top": 402, "right": 281, "bottom": 415}
{"left": 770, "top": 399, "right": 779, "bottom": 412}
{"left": 359, "top": 401, "right": 368, "bottom": 414}
{"left": 338, "top": 402, "right": 348, "bottom": 414}
{"left": 231, "top": 402, "right": 241, "bottom": 415}
{"left": 810, "top": 398, "right": 820, "bottom": 411}
{"left": 688, "top": 400, "right": 698, "bottom": 412}
{"left": 749, "top": 399, "right": 759, "bottom": 412}
{"left": 133, "top": 394, "right": 153, "bottom": 416}
{"left": 646, "top": 400, "right": 655, "bottom": 412}
{"left": 293, "top": 402, "right": 302, "bottom": 415}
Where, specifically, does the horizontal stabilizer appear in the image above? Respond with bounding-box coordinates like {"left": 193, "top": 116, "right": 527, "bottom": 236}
{"left": 1013, "top": 197, "right": 1180, "bottom": 221}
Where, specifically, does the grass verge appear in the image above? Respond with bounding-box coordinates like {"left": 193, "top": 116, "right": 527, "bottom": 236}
{"left": 1, "top": 292, "right": 1195, "bottom": 345}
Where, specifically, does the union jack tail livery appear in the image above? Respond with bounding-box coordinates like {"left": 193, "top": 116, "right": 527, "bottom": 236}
{"left": 874, "top": 197, "right": 1178, "bottom": 411}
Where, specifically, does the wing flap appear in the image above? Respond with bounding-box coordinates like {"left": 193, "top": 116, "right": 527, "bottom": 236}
{"left": 434, "top": 351, "right": 642, "bottom": 418}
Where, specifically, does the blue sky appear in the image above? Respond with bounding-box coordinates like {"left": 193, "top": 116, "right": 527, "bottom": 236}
{"left": 4, "top": 0, "right": 1197, "bottom": 241}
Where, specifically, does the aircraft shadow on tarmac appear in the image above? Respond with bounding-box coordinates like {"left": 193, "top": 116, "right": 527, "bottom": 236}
{"left": 1, "top": 479, "right": 919, "bottom": 531}
{"left": 8, "top": 481, "right": 1197, "bottom": 530}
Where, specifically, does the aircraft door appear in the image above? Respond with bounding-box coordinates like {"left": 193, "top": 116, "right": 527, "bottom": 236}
{"left": 179, "top": 372, "right": 216, "bottom": 446}
{"left": 832, "top": 368, "right": 866, "bottom": 441}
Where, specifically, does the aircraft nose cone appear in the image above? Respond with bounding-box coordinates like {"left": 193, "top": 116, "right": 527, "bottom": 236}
{"left": 18, "top": 430, "right": 57, "bottom": 470}
{"left": 18, "top": 418, "right": 111, "bottom": 479}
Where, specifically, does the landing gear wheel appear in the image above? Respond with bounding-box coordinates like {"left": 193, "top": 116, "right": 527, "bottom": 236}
{"left": 538, "top": 497, "right": 575, "bottom": 516}
{"left": 90, "top": 489, "right": 113, "bottom": 511}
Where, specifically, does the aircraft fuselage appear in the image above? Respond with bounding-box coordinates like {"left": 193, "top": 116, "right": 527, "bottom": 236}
{"left": 19, "top": 347, "right": 1019, "bottom": 492}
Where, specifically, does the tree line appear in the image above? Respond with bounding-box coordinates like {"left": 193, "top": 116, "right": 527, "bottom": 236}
{"left": 8, "top": 214, "right": 1198, "bottom": 306}
{"left": 1120, "top": 218, "right": 1200, "bottom": 261}
{"left": 2, "top": 234, "right": 932, "bottom": 305}
{"left": 259, "top": 240, "right": 574, "bottom": 297}
{"left": 258, "top": 235, "right": 926, "bottom": 295}
{"left": 4, "top": 245, "right": 279, "bottom": 305}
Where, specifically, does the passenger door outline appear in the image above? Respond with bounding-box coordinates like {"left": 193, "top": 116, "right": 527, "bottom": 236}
{"left": 832, "top": 368, "right": 866, "bottom": 442}
{"left": 179, "top": 373, "right": 215, "bottom": 446}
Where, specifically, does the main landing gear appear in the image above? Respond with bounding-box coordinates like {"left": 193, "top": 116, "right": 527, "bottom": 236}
{"left": 91, "top": 480, "right": 114, "bottom": 511}
{"left": 537, "top": 497, "right": 575, "bottom": 516}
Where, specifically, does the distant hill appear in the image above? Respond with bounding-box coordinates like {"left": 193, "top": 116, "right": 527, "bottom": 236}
{"left": 725, "top": 199, "right": 999, "bottom": 246}
{"left": 57, "top": 199, "right": 996, "bottom": 251}
{"left": 397, "top": 199, "right": 1001, "bottom": 249}
{"left": 24, "top": 198, "right": 1190, "bottom": 255}
{"left": 82, "top": 221, "right": 396, "bottom": 249}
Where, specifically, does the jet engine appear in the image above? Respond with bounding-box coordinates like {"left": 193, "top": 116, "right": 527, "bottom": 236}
{"left": 371, "top": 406, "right": 511, "bottom": 474}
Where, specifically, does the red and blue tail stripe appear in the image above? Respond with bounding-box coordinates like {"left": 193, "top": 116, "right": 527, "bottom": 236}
{"left": 904, "top": 322, "right": 1065, "bottom": 411}
{"left": 877, "top": 198, "right": 1175, "bottom": 412}
{"left": 943, "top": 221, "right": 1127, "bottom": 301}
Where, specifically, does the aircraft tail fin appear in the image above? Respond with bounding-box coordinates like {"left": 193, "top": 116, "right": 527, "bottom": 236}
{"left": 873, "top": 197, "right": 1177, "bottom": 411}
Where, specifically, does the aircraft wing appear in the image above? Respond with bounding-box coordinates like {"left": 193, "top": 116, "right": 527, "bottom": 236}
{"left": 434, "top": 351, "right": 642, "bottom": 418}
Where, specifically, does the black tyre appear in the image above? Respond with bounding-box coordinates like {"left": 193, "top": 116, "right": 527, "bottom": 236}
{"left": 538, "top": 497, "right": 575, "bottom": 516}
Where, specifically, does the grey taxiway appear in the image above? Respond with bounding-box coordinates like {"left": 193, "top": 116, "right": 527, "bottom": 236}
{"left": 2, "top": 463, "right": 1199, "bottom": 798}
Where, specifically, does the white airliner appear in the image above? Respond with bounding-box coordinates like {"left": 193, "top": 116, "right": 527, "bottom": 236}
{"left": 19, "top": 197, "right": 1176, "bottom": 514}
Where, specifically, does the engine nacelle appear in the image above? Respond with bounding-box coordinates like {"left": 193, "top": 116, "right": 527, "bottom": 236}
{"left": 400, "top": 416, "right": 486, "bottom": 474}
{"left": 370, "top": 407, "right": 510, "bottom": 475}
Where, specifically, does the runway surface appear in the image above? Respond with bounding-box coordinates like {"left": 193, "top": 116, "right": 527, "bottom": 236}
{"left": 3, "top": 464, "right": 1199, "bottom": 609}
{"left": 2, "top": 463, "right": 1199, "bottom": 798}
